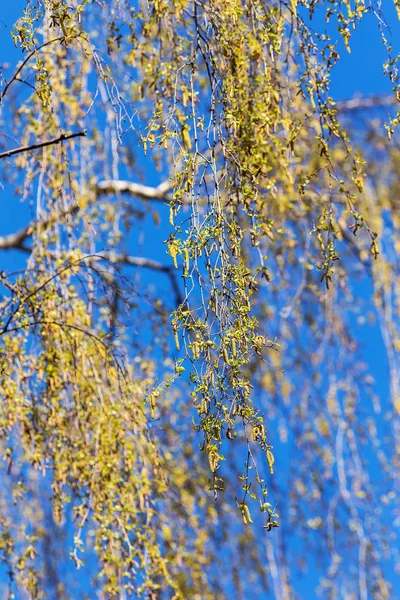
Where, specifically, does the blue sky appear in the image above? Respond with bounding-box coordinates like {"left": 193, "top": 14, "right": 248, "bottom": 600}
{"left": 332, "top": 16, "right": 397, "bottom": 99}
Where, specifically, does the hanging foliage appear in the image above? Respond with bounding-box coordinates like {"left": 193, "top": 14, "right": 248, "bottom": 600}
{"left": 0, "top": 0, "right": 399, "bottom": 597}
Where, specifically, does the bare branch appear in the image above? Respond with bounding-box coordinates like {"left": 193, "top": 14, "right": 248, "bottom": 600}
{"left": 0, "top": 225, "right": 32, "bottom": 250}
{"left": 1, "top": 246, "right": 183, "bottom": 306}
{"left": 0, "top": 175, "right": 171, "bottom": 251}
{"left": 336, "top": 95, "right": 397, "bottom": 112}
{"left": 0, "top": 130, "right": 87, "bottom": 160}
{"left": 95, "top": 179, "right": 173, "bottom": 202}
{"left": 80, "top": 252, "right": 183, "bottom": 306}
{"left": 0, "top": 200, "right": 83, "bottom": 250}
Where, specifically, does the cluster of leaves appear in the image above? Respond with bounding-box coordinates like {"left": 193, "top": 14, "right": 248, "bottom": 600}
{"left": 132, "top": 0, "right": 395, "bottom": 515}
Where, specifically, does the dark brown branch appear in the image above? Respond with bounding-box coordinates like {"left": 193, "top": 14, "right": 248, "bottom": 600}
{"left": 0, "top": 35, "right": 82, "bottom": 103}
{"left": 0, "top": 130, "right": 87, "bottom": 160}
{"left": 80, "top": 252, "right": 183, "bottom": 306}
{"left": 1, "top": 247, "right": 183, "bottom": 306}
{"left": 0, "top": 37, "right": 62, "bottom": 103}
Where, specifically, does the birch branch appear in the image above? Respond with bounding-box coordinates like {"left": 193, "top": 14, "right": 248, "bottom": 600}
{"left": 336, "top": 95, "right": 397, "bottom": 112}
{"left": 84, "top": 252, "right": 183, "bottom": 305}
{"left": 0, "top": 130, "right": 87, "bottom": 160}
{"left": 6, "top": 249, "right": 183, "bottom": 305}
{"left": 95, "top": 179, "right": 173, "bottom": 202}
{"left": 0, "top": 37, "right": 64, "bottom": 103}
{"left": 0, "top": 176, "right": 173, "bottom": 251}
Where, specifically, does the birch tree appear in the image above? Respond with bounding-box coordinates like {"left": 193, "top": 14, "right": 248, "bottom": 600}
{"left": 0, "top": 0, "right": 399, "bottom": 597}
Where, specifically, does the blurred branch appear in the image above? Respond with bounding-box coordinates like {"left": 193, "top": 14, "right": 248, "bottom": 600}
{"left": 95, "top": 179, "right": 173, "bottom": 202}
{"left": 0, "top": 201, "right": 83, "bottom": 250}
{"left": 0, "top": 225, "right": 32, "bottom": 250}
{"left": 0, "top": 221, "right": 183, "bottom": 303}
{"left": 0, "top": 175, "right": 177, "bottom": 304}
{"left": 84, "top": 252, "right": 183, "bottom": 305}
{"left": 0, "top": 176, "right": 173, "bottom": 251}
{"left": 336, "top": 95, "right": 397, "bottom": 112}
{"left": 339, "top": 225, "right": 371, "bottom": 270}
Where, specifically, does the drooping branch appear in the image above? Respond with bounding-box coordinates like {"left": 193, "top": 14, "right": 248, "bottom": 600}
{"left": 83, "top": 252, "right": 183, "bottom": 305}
{"left": 0, "top": 130, "right": 87, "bottom": 160}
{"left": 0, "top": 37, "right": 64, "bottom": 103}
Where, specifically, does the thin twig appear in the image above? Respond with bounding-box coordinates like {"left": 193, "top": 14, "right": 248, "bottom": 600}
{"left": 0, "top": 37, "right": 64, "bottom": 103}
{"left": 87, "top": 252, "right": 183, "bottom": 305}
{"left": 0, "top": 35, "right": 84, "bottom": 103}
{"left": 0, "top": 130, "right": 87, "bottom": 160}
